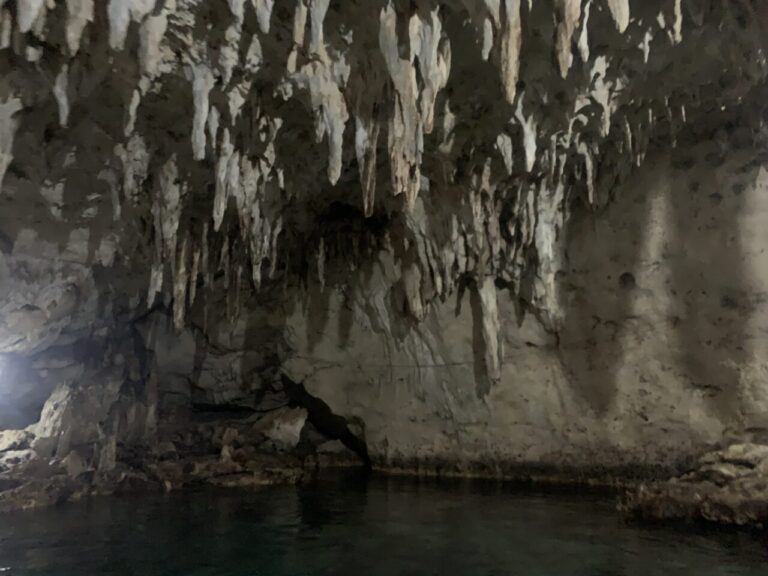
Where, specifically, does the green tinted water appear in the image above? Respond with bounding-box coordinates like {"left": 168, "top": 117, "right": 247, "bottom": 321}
{"left": 0, "top": 476, "right": 765, "bottom": 575}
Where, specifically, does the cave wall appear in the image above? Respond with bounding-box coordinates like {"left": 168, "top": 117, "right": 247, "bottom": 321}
{"left": 0, "top": 0, "right": 768, "bottom": 490}
{"left": 279, "top": 131, "right": 768, "bottom": 474}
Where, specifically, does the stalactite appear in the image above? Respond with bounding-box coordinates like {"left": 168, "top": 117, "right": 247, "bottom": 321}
{"left": 403, "top": 261, "right": 426, "bottom": 321}
{"left": 605, "top": 0, "right": 630, "bottom": 33}
{"left": 173, "top": 233, "right": 190, "bottom": 330}
{"left": 0, "top": 96, "right": 22, "bottom": 193}
{"left": 355, "top": 105, "right": 381, "bottom": 218}
{"left": 555, "top": 0, "right": 581, "bottom": 78}
{"left": 409, "top": 7, "right": 451, "bottom": 134}
{"left": 220, "top": 21, "right": 243, "bottom": 86}
{"left": 672, "top": 0, "right": 683, "bottom": 44}
{"left": 17, "top": 0, "right": 44, "bottom": 33}
{"left": 214, "top": 128, "right": 234, "bottom": 231}
{"left": 476, "top": 275, "right": 502, "bottom": 385}
{"left": 115, "top": 134, "right": 149, "bottom": 206}
{"left": 514, "top": 96, "right": 537, "bottom": 172}
{"left": 207, "top": 106, "right": 220, "bottom": 155}
{"left": 0, "top": 0, "right": 747, "bottom": 333}
{"left": 189, "top": 245, "right": 201, "bottom": 306}
{"left": 202, "top": 222, "right": 211, "bottom": 293}
{"left": 53, "top": 65, "right": 69, "bottom": 128}
{"left": 157, "top": 155, "right": 185, "bottom": 264}
{"left": 577, "top": 0, "right": 592, "bottom": 63}
{"left": 191, "top": 63, "right": 215, "bottom": 161}
{"left": 65, "top": 0, "right": 94, "bottom": 55}
{"left": 108, "top": 0, "right": 155, "bottom": 51}
{"left": 495, "top": 133, "right": 514, "bottom": 175}
{"left": 139, "top": 1, "right": 171, "bottom": 78}
{"left": 317, "top": 237, "right": 326, "bottom": 291}
{"left": 0, "top": 9, "right": 11, "bottom": 50}
{"left": 253, "top": 0, "right": 274, "bottom": 34}
{"left": 379, "top": 2, "right": 422, "bottom": 209}
{"left": 289, "top": 0, "right": 350, "bottom": 186}
{"left": 500, "top": 0, "right": 522, "bottom": 103}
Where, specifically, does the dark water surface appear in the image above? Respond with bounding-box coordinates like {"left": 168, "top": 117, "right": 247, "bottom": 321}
{"left": 0, "top": 475, "right": 766, "bottom": 575}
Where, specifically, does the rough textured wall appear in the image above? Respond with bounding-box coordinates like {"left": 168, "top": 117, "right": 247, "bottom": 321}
{"left": 0, "top": 0, "right": 767, "bottom": 496}
{"left": 281, "top": 130, "right": 768, "bottom": 475}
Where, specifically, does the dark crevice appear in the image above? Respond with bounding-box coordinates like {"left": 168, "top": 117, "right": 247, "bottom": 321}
{"left": 281, "top": 374, "right": 371, "bottom": 469}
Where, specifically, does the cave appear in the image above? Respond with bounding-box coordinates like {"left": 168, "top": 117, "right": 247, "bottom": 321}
{"left": 1, "top": 0, "right": 768, "bottom": 573}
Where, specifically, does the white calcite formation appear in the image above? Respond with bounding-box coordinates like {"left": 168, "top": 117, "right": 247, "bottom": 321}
{"left": 0, "top": 0, "right": 768, "bottom": 512}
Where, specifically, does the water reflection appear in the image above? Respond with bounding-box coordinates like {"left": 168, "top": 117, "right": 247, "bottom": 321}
{"left": 0, "top": 476, "right": 765, "bottom": 575}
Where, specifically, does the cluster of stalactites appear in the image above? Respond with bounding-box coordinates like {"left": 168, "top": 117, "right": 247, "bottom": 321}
{"left": 0, "top": 0, "right": 697, "bottom": 336}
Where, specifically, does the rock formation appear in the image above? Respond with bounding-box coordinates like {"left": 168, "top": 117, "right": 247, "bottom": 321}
{"left": 0, "top": 0, "right": 768, "bottom": 516}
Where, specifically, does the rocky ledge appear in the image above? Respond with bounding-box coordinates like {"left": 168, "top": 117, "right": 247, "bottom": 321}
{"left": 0, "top": 406, "right": 364, "bottom": 513}
{"left": 622, "top": 444, "right": 768, "bottom": 528}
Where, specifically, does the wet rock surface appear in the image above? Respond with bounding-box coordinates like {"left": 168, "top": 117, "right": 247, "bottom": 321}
{"left": 623, "top": 444, "right": 768, "bottom": 527}
{"left": 0, "top": 416, "right": 363, "bottom": 513}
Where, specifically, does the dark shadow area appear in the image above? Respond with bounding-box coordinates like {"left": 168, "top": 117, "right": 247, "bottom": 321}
{"left": 665, "top": 127, "right": 759, "bottom": 425}
{"left": 557, "top": 113, "right": 759, "bottom": 427}
{"left": 281, "top": 374, "right": 371, "bottom": 468}
{"left": 556, "top": 173, "right": 652, "bottom": 417}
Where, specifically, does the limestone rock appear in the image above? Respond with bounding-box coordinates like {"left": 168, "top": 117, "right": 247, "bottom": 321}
{"left": 252, "top": 407, "right": 308, "bottom": 450}
{"left": 624, "top": 444, "right": 768, "bottom": 527}
{"left": 0, "top": 430, "right": 33, "bottom": 453}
